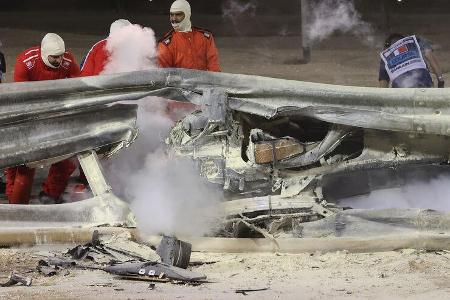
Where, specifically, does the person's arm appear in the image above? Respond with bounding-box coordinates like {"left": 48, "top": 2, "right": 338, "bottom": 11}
{"left": 80, "top": 44, "right": 98, "bottom": 76}
{"left": 67, "top": 52, "right": 81, "bottom": 78}
{"left": 0, "top": 52, "right": 6, "bottom": 73}
{"left": 378, "top": 60, "right": 390, "bottom": 88}
{"left": 379, "top": 80, "right": 389, "bottom": 88}
{"left": 157, "top": 42, "right": 173, "bottom": 68}
{"left": 418, "top": 38, "right": 444, "bottom": 87}
{"left": 424, "top": 50, "right": 444, "bottom": 87}
{"left": 13, "top": 58, "right": 30, "bottom": 82}
{"left": 206, "top": 36, "right": 220, "bottom": 72}
{"left": 69, "top": 61, "right": 81, "bottom": 78}
{"left": 80, "top": 55, "right": 95, "bottom": 77}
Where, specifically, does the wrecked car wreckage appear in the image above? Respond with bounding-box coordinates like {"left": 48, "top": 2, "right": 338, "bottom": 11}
{"left": 1, "top": 68, "right": 450, "bottom": 243}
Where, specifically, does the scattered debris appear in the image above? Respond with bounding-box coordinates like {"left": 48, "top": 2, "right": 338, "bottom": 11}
{"left": 36, "top": 232, "right": 206, "bottom": 285}
{"left": 67, "top": 230, "right": 160, "bottom": 264}
{"left": 87, "top": 283, "right": 114, "bottom": 288}
{"left": 93, "top": 231, "right": 161, "bottom": 262}
{"left": 433, "top": 251, "right": 450, "bottom": 259}
{"left": 117, "top": 275, "right": 169, "bottom": 283}
{"left": 37, "top": 260, "right": 58, "bottom": 277}
{"left": 156, "top": 235, "right": 192, "bottom": 269}
{"left": 105, "top": 261, "right": 206, "bottom": 282}
{"left": 235, "top": 287, "right": 269, "bottom": 295}
{"left": 189, "top": 261, "right": 217, "bottom": 267}
{"left": 46, "top": 257, "right": 77, "bottom": 268}
{"left": 0, "top": 272, "right": 32, "bottom": 287}
{"left": 172, "top": 280, "right": 203, "bottom": 286}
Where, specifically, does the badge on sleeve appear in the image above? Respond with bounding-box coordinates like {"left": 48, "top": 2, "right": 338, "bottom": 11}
{"left": 62, "top": 60, "right": 71, "bottom": 69}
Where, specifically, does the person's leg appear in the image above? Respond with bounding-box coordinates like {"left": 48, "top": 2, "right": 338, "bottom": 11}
{"left": 42, "top": 159, "right": 77, "bottom": 201}
{"left": 78, "top": 167, "right": 88, "bottom": 184}
{"left": 4, "top": 167, "right": 17, "bottom": 199}
{"left": 7, "top": 166, "right": 36, "bottom": 204}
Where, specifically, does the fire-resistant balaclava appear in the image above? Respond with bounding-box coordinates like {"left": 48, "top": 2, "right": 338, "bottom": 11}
{"left": 41, "top": 33, "right": 65, "bottom": 68}
{"left": 170, "top": 0, "right": 192, "bottom": 32}
{"left": 109, "top": 19, "right": 132, "bottom": 36}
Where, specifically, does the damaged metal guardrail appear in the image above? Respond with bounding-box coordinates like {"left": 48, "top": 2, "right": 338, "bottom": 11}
{"left": 1, "top": 68, "right": 450, "bottom": 243}
{"left": 2, "top": 68, "right": 450, "bottom": 159}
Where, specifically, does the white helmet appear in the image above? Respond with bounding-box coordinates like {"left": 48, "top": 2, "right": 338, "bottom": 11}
{"left": 41, "top": 33, "right": 65, "bottom": 68}
{"left": 170, "top": 0, "right": 192, "bottom": 32}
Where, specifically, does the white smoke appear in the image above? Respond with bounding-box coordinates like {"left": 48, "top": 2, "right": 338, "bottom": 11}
{"left": 306, "top": 0, "right": 376, "bottom": 47}
{"left": 102, "top": 24, "right": 157, "bottom": 74}
{"left": 394, "top": 71, "right": 424, "bottom": 88}
{"left": 99, "top": 24, "right": 222, "bottom": 236}
{"left": 222, "top": 0, "right": 257, "bottom": 19}
{"left": 340, "top": 175, "right": 450, "bottom": 211}
{"left": 105, "top": 101, "right": 222, "bottom": 237}
{"left": 104, "top": 100, "right": 172, "bottom": 195}
{"left": 222, "top": 0, "right": 257, "bottom": 34}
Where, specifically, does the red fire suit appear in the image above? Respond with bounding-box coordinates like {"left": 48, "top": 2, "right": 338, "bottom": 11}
{"left": 5, "top": 46, "right": 80, "bottom": 204}
{"left": 77, "top": 39, "right": 111, "bottom": 184}
{"left": 158, "top": 27, "right": 220, "bottom": 72}
{"left": 80, "top": 39, "right": 109, "bottom": 76}
{"left": 158, "top": 27, "right": 221, "bottom": 118}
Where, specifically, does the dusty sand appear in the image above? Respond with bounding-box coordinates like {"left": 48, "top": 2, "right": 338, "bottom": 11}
{"left": 1, "top": 13, "right": 450, "bottom": 299}
{"left": 0, "top": 247, "right": 450, "bottom": 299}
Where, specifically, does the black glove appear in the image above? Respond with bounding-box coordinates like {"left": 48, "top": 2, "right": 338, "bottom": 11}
{"left": 438, "top": 80, "right": 445, "bottom": 88}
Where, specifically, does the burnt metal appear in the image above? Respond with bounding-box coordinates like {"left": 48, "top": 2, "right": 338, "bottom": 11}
{"left": 1, "top": 68, "right": 450, "bottom": 169}
{"left": 2, "top": 68, "right": 450, "bottom": 239}
{"left": 156, "top": 236, "right": 192, "bottom": 269}
{"left": 0, "top": 272, "right": 32, "bottom": 287}
{"left": 104, "top": 261, "right": 206, "bottom": 282}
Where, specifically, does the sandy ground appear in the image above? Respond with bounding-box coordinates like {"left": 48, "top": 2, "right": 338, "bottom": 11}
{"left": 1, "top": 246, "right": 450, "bottom": 300}
{"left": 2, "top": 12, "right": 450, "bottom": 299}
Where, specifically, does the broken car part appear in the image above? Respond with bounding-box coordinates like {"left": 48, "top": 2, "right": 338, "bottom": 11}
{"left": 104, "top": 261, "right": 206, "bottom": 282}
{"left": 37, "top": 232, "right": 205, "bottom": 283}
{"left": 2, "top": 68, "right": 450, "bottom": 245}
{"left": 156, "top": 235, "right": 192, "bottom": 269}
{"left": 0, "top": 272, "right": 32, "bottom": 287}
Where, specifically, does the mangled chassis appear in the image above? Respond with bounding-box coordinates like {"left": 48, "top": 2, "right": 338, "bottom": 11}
{"left": 1, "top": 69, "right": 450, "bottom": 241}
{"left": 163, "top": 70, "right": 450, "bottom": 239}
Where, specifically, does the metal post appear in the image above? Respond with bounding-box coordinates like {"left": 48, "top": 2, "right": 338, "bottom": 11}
{"left": 301, "top": 0, "right": 311, "bottom": 63}
{"left": 78, "top": 150, "right": 112, "bottom": 197}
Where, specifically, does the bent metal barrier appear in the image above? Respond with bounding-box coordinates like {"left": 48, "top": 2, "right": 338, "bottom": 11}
{"left": 1, "top": 68, "right": 450, "bottom": 229}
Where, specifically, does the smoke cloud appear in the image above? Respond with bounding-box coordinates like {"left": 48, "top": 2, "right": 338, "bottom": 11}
{"left": 340, "top": 175, "right": 450, "bottom": 212}
{"left": 99, "top": 24, "right": 222, "bottom": 236}
{"left": 222, "top": 0, "right": 257, "bottom": 35}
{"left": 395, "top": 71, "right": 425, "bottom": 88}
{"left": 102, "top": 24, "right": 157, "bottom": 74}
{"left": 105, "top": 101, "right": 223, "bottom": 237}
{"left": 306, "top": 0, "right": 376, "bottom": 47}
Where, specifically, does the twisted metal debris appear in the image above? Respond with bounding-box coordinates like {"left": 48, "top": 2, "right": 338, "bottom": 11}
{"left": 1, "top": 68, "right": 450, "bottom": 238}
